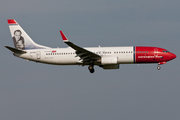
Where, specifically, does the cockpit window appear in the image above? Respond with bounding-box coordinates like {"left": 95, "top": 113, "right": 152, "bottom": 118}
{"left": 163, "top": 50, "right": 169, "bottom": 53}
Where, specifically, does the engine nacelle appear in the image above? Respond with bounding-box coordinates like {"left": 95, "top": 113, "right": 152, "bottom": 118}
{"left": 103, "top": 64, "right": 119, "bottom": 69}
{"left": 101, "top": 56, "right": 118, "bottom": 65}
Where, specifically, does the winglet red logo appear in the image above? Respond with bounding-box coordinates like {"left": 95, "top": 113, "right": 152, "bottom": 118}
{"left": 7, "top": 19, "right": 17, "bottom": 24}
{"left": 60, "top": 31, "right": 68, "bottom": 41}
{"left": 52, "top": 50, "right": 56, "bottom": 53}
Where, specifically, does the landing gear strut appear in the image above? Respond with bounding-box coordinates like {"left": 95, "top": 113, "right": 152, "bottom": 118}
{"left": 88, "top": 64, "right": 95, "bottom": 73}
{"left": 157, "top": 66, "right": 161, "bottom": 70}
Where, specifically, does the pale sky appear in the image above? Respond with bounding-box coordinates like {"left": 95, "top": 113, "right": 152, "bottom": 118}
{"left": 0, "top": 0, "right": 180, "bottom": 120}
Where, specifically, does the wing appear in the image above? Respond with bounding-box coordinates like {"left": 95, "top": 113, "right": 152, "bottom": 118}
{"left": 60, "top": 31, "right": 101, "bottom": 63}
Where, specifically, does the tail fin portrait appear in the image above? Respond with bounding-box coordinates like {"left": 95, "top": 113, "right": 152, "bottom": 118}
{"left": 7, "top": 19, "right": 49, "bottom": 50}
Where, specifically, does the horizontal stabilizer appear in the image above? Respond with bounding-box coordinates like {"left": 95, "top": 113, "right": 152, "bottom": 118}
{"left": 4, "top": 46, "right": 27, "bottom": 54}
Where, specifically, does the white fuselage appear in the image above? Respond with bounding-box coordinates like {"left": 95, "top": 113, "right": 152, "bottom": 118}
{"left": 15, "top": 46, "right": 134, "bottom": 65}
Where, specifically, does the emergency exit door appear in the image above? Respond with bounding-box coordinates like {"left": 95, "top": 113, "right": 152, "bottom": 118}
{"left": 36, "top": 51, "right": 41, "bottom": 59}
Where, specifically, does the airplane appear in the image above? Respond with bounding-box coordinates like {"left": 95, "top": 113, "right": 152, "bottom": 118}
{"left": 5, "top": 19, "right": 176, "bottom": 73}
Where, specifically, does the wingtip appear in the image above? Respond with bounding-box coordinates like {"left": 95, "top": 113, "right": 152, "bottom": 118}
{"left": 7, "top": 19, "right": 17, "bottom": 24}
{"left": 60, "top": 31, "right": 69, "bottom": 42}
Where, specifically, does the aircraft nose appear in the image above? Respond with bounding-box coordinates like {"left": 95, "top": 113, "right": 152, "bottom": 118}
{"left": 170, "top": 53, "right": 176, "bottom": 60}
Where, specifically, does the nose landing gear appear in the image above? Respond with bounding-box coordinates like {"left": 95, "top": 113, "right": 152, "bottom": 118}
{"left": 157, "top": 66, "right": 161, "bottom": 70}
{"left": 157, "top": 62, "right": 166, "bottom": 70}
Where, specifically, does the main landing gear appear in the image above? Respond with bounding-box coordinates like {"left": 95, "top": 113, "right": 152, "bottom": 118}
{"left": 88, "top": 64, "right": 95, "bottom": 73}
{"left": 157, "top": 66, "right": 161, "bottom": 70}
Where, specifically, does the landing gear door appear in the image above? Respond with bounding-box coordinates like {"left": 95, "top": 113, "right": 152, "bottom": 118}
{"left": 37, "top": 51, "right": 41, "bottom": 59}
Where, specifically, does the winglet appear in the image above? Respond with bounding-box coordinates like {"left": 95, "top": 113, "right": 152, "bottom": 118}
{"left": 7, "top": 19, "right": 18, "bottom": 25}
{"left": 60, "top": 31, "right": 69, "bottom": 42}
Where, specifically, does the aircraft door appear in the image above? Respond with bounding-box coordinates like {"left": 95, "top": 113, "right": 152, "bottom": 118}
{"left": 37, "top": 51, "right": 41, "bottom": 59}
{"left": 154, "top": 48, "right": 158, "bottom": 60}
